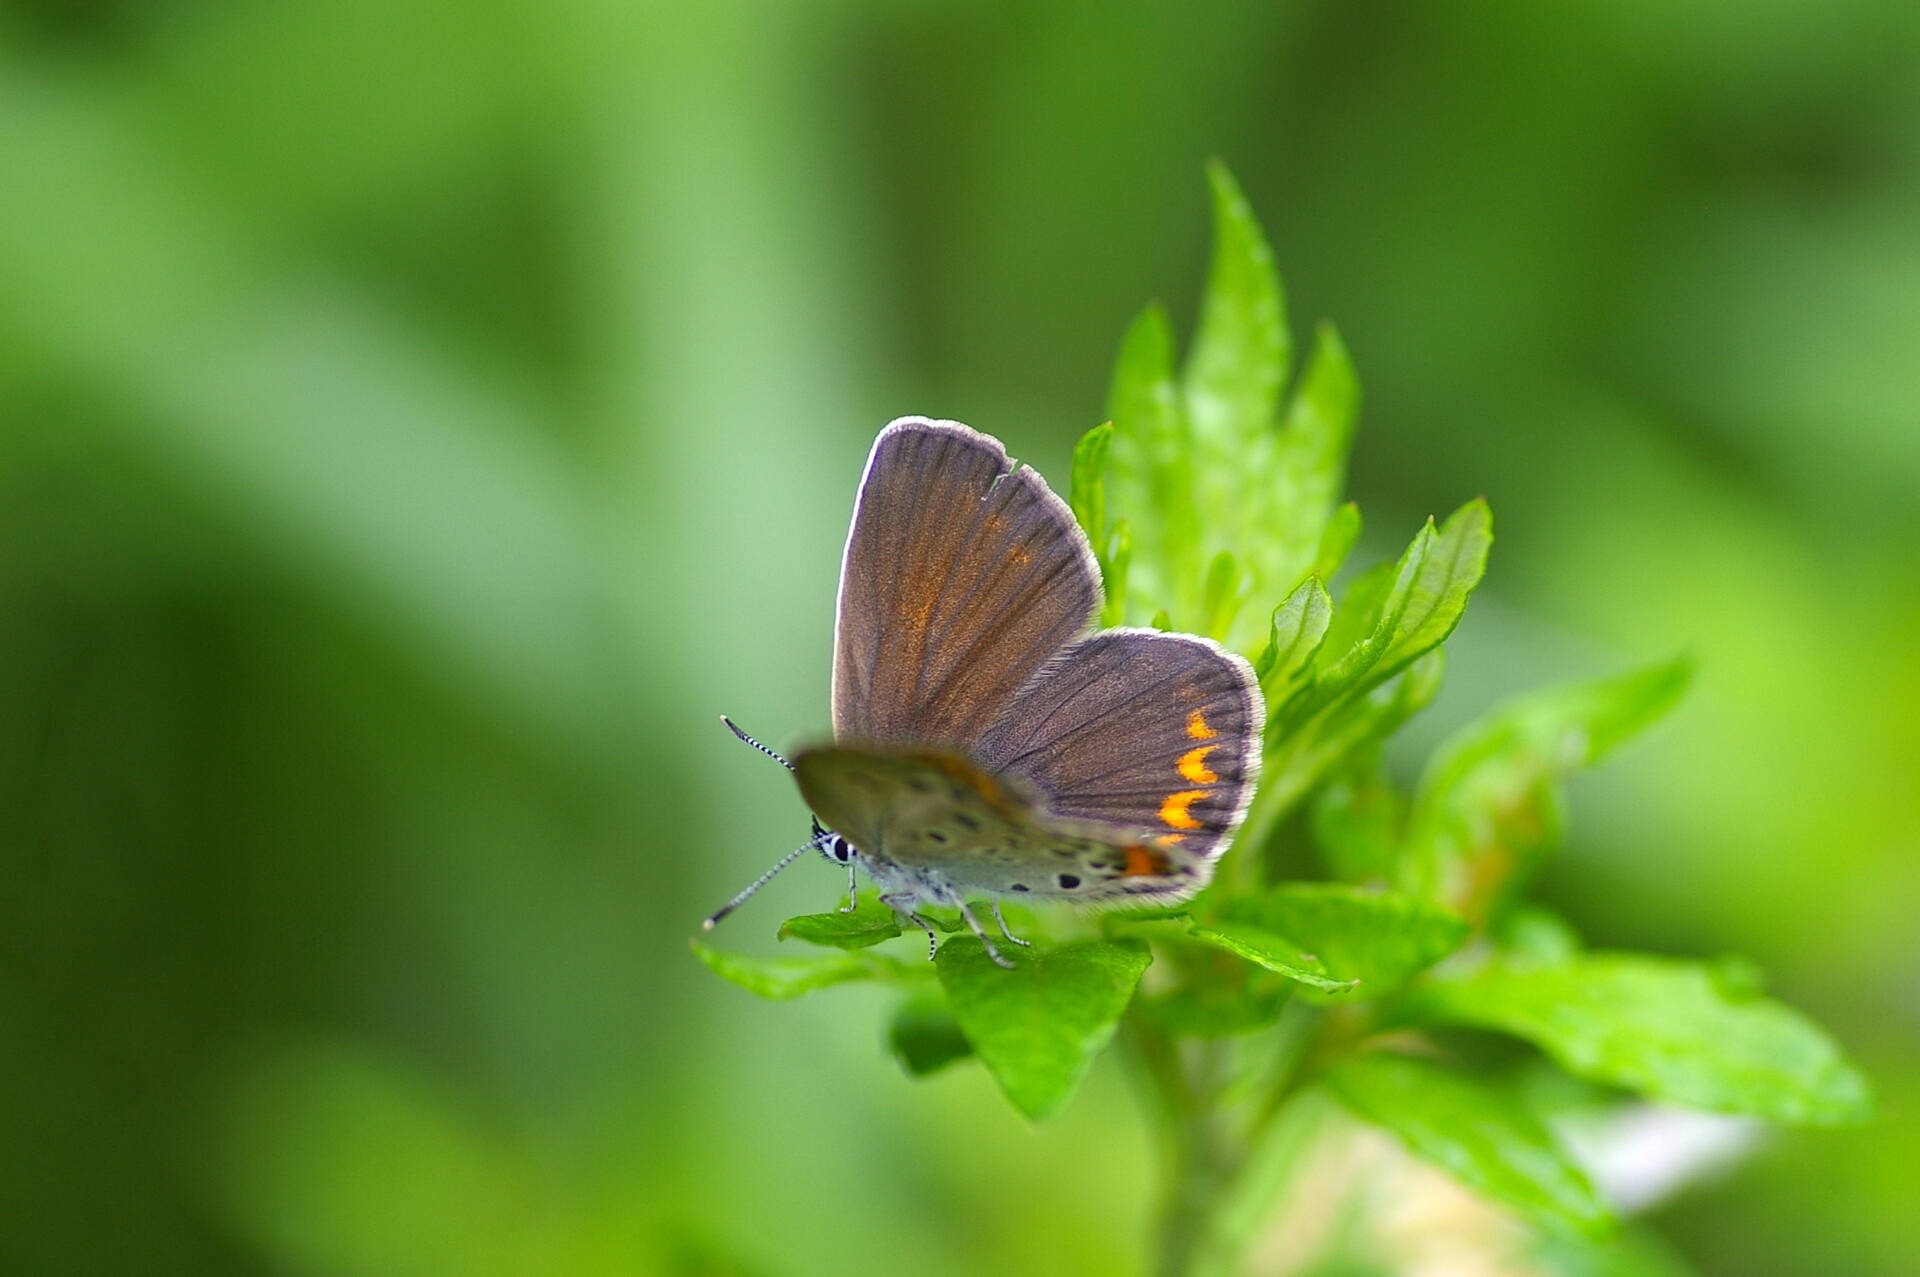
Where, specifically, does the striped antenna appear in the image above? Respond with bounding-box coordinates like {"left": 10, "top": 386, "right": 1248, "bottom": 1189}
{"left": 719, "top": 715, "right": 795, "bottom": 771}
{"left": 700, "top": 830, "right": 831, "bottom": 931}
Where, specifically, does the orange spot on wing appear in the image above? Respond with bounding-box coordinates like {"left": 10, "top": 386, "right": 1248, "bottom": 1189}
{"left": 1152, "top": 834, "right": 1186, "bottom": 849}
{"left": 1177, "top": 744, "right": 1220, "bottom": 784}
{"left": 1121, "top": 844, "right": 1171, "bottom": 876}
{"left": 1185, "top": 710, "right": 1217, "bottom": 741}
{"left": 1159, "top": 789, "right": 1209, "bottom": 830}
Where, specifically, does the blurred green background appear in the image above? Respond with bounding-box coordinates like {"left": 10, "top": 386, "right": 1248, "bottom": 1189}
{"left": 5, "top": 2, "right": 1917, "bottom": 1273}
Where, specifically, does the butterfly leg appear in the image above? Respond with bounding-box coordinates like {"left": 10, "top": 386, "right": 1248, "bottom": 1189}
{"left": 990, "top": 899, "right": 1033, "bottom": 947}
{"left": 839, "top": 856, "right": 859, "bottom": 913}
{"left": 949, "top": 893, "right": 1015, "bottom": 969}
{"left": 880, "top": 892, "right": 941, "bottom": 961}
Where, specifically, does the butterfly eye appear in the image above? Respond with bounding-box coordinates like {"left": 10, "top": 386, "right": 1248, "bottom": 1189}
{"left": 829, "top": 835, "right": 854, "bottom": 864}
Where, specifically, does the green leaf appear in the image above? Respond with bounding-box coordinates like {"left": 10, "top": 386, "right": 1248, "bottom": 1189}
{"left": 1183, "top": 160, "right": 1288, "bottom": 463}
{"left": 888, "top": 992, "right": 973, "bottom": 1077}
{"left": 690, "top": 941, "right": 881, "bottom": 1001}
{"left": 1225, "top": 883, "right": 1469, "bottom": 998}
{"left": 1410, "top": 953, "right": 1874, "bottom": 1126}
{"left": 1311, "top": 754, "right": 1407, "bottom": 882}
{"left": 1313, "top": 556, "right": 1400, "bottom": 679}
{"left": 1069, "top": 421, "right": 1112, "bottom": 560}
{"left": 1398, "top": 654, "right": 1693, "bottom": 912}
{"left": 934, "top": 938, "right": 1151, "bottom": 1121}
{"left": 1104, "top": 304, "right": 1191, "bottom": 623}
{"left": 1311, "top": 501, "right": 1362, "bottom": 582}
{"left": 1295, "top": 524, "right": 1434, "bottom": 716}
{"left": 1529, "top": 1227, "right": 1701, "bottom": 1277}
{"left": 1186, "top": 920, "right": 1358, "bottom": 992}
{"left": 1102, "top": 519, "right": 1132, "bottom": 627}
{"left": 1492, "top": 904, "right": 1585, "bottom": 967}
{"left": 1375, "top": 497, "right": 1493, "bottom": 677}
{"left": 1253, "top": 575, "right": 1333, "bottom": 706}
{"left": 1201, "top": 549, "right": 1243, "bottom": 640}
{"left": 1325, "top": 1052, "right": 1613, "bottom": 1239}
{"left": 777, "top": 893, "right": 903, "bottom": 950}
{"left": 1249, "top": 322, "right": 1360, "bottom": 606}
{"left": 1256, "top": 648, "right": 1447, "bottom": 824}
{"left": 1140, "top": 980, "right": 1289, "bottom": 1038}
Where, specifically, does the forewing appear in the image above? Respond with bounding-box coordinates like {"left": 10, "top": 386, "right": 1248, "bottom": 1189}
{"left": 973, "top": 629, "right": 1264, "bottom": 873}
{"left": 832, "top": 418, "right": 1100, "bottom": 748}
{"left": 793, "top": 745, "right": 1040, "bottom": 869}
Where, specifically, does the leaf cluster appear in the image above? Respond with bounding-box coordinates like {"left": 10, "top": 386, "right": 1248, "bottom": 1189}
{"left": 696, "top": 164, "right": 1870, "bottom": 1262}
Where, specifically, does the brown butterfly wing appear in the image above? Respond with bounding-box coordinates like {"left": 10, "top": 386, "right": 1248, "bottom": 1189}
{"left": 832, "top": 418, "right": 1100, "bottom": 748}
{"left": 973, "top": 628, "right": 1265, "bottom": 869}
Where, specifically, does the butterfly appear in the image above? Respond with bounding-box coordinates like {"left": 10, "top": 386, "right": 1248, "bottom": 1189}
{"left": 706, "top": 417, "right": 1263, "bottom": 966}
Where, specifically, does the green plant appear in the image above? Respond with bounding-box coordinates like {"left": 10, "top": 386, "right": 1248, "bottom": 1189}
{"left": 693, "top": 164, "right": 1870, "bottom": 1276}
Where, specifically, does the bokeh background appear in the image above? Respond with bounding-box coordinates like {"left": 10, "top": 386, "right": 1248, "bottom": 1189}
{"left": 5, "top": 2, "right": 1917, "bottom": 1273}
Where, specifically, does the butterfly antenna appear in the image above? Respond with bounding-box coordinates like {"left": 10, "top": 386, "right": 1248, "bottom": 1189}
{"left": 700, "top": 831, "right": 830, "bottom": 931}
{"left": 719, "top": 715, "right": 796, "bottom": 772}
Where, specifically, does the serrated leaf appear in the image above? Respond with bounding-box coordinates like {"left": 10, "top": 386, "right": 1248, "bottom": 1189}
{"left": 1225, "top": 883, "right": 1468, "bottom": 999}
{"left": 934, "top": 938, "right": 1150, "bottom": 1121}
{"left": 1254, "top": 576, "right": 1333, "bottom": 706}
{"left": 690, "top": 942, "right": 879, "bottom": 1001}
{"left": 1297, "top": 525, "right": 1433, "bottom": 716}
{"left": 1242, "top": 322, "right": 1359, "bottom": 630}
{"left": 1374, "top": 497, "right": 1493, "bottom": 678}
{"left": 1325, "top": 1052, "right": 1614, "bottom": 1238}
{"left": 889, "top": 992, "right": 973, "bottom": 1077}
{"left": 1184, "top": 161, "right": 1288, "bottom": 458}
{"left": 1410, "top": 953, "right": 1874, "bottom": 1126}
{"left": 1105, "top": 304, "right": 1191, "bottom": 623}
{"left": 1187, "top": 920, "right": 1358, "bottom": 992}
{"left": 1257, "top": 648, "right": 1447, "bottom": 824}
{"left": 1398, "top": 655, "right": 1693, "bottom": 912}
{"left": 777, "top": 893, "right": 902, "bottom": 950}
{"left": 1276, "top": 500, "right": 1487, "bottom": 745}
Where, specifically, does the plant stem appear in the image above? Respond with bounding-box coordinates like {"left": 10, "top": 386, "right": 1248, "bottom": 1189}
{"left": 1151, "top": 1040, "right": 1242, "bottom": 1277}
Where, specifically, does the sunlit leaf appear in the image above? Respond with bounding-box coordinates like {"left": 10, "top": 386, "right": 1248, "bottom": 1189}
{"left": 691, "top": 942, "right": 881, "bottom": 1001}
{"left": 1201, "top": 549, "right": 1244, "bottom": 640}
{"left": 1325, "top": 1051, "right": 1614, "bottom": 1238}
{"left": 1226, "top": 883, "right": 1468, "bottom": 998}
{"left": 1398, "top": 655, "right": 1693, "bottom": 912}
{"left": 1375, "top": 497, "right": 1493, "bottom": 679}
{"left": 777, "top": 893, "right": 902, "bottom": 950}
{"left": 1245, "top": 322, "right": 1359, "bottom": 625}
{"left": 1254, "top": 576, "right": 1333, "bottom": 706}
{"left": 1183, "top": 160, "right": 1288, "bottom": 469}
{"left": 1103, "top": 519, "right": 1133, "bottom": 627}
{"left": 1311, "top": 501, "right": 1362, "bottom": 583}
{"left": 1186, "top": 920, "right": 1358, "bottom": 992}
{"left": 1105, "top": 303, "right": 1191, "bottom": 622}
{"left": 1411, "top": 953, "right": 1874, "bottom": 1126}
{"left": 1069, "top": 421, "right": 1113, "bottom": 570}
